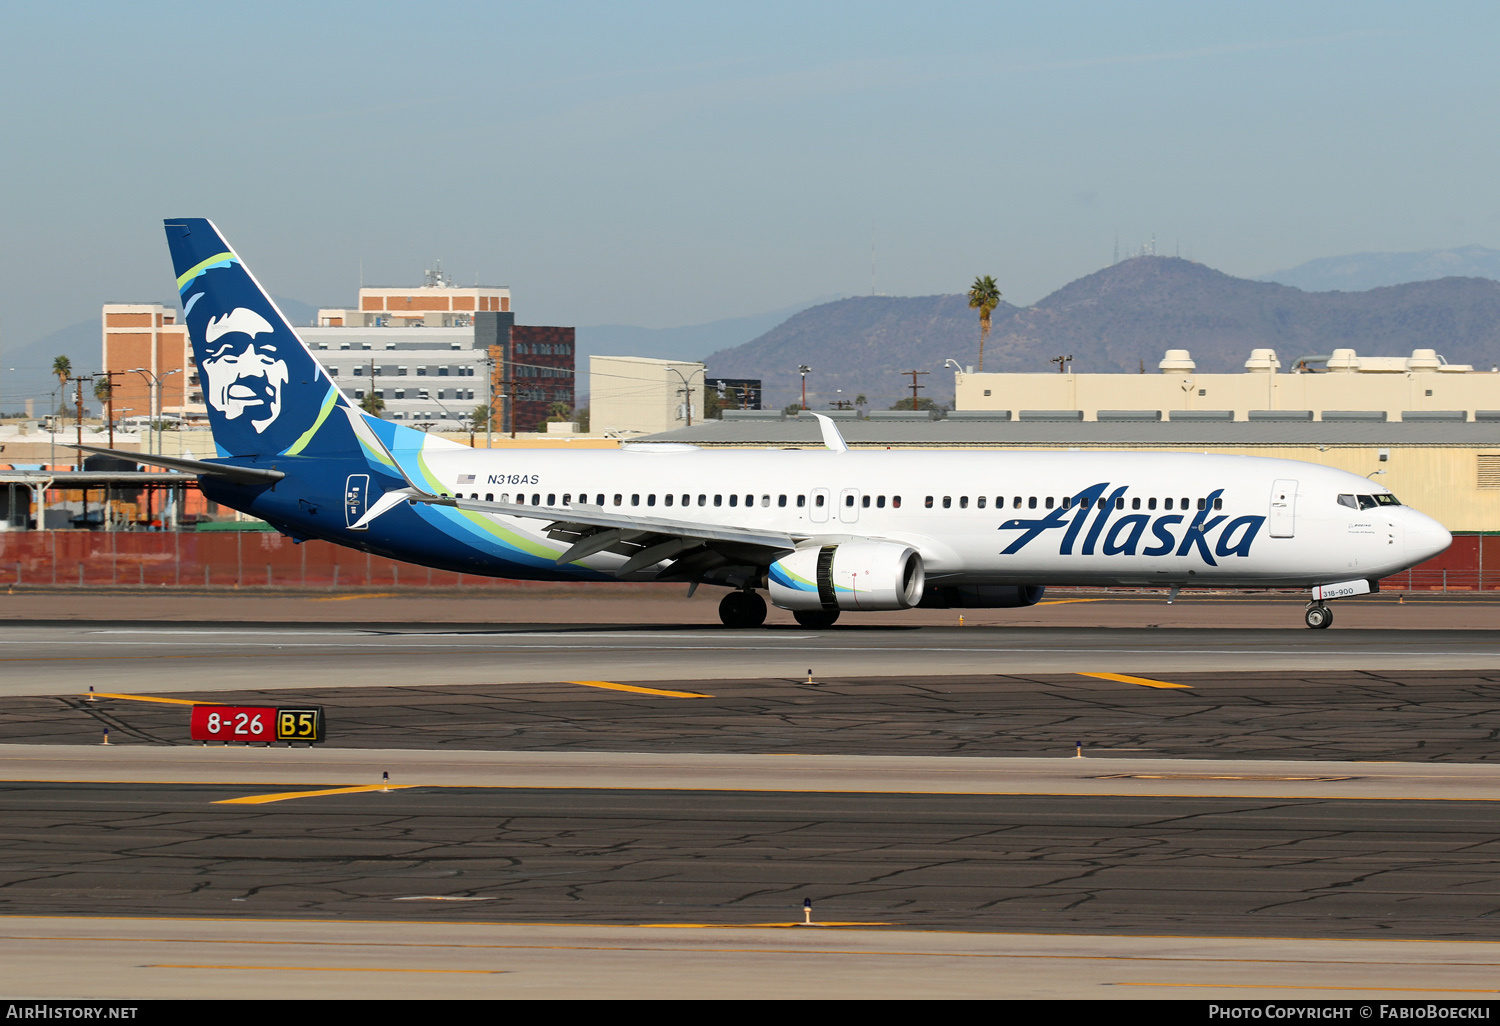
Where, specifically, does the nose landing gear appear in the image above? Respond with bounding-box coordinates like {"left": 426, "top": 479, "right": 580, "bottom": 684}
{"left": 718, "top": 590, "right": 767, "bottom": 628}
{"left": 1304, "top": 603, "right": 1333, "bottom": 629}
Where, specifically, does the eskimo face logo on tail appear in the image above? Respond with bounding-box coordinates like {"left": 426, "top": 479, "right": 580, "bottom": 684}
{"left": 201, "top": 308, "right": 288, "bottom": 433}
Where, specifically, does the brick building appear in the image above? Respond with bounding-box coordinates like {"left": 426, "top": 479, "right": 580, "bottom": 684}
{"left": 99, "top": 304, "right": 203, "bottom": 423}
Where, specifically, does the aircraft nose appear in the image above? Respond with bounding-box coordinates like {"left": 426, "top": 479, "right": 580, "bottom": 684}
{"left": 1405, "top": 511, "right": 1452, "bottom": 564}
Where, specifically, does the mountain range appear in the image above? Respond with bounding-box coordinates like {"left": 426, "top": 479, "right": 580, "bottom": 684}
{"left": 705, "top": 257, "right": 1500, "bottom": 409}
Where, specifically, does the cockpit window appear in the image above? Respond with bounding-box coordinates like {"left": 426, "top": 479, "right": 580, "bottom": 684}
{"left": 1337, "top": 494, "right": 1358, "bottom": 509}
{"left": 1373, "top": 493, "right": 1401, "bottom": 506}
{"left": 1357, "top": 494, "right": 1379, "bottom": 510}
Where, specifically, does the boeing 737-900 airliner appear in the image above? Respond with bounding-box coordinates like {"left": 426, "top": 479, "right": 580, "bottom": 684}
{"left": 75, "top": 220, "right": 1453, "bottom": 629}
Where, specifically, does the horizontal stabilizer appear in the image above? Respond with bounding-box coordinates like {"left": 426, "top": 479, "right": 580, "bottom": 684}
{"left": 66, "top": 444, "right": 284, "bottom": 484}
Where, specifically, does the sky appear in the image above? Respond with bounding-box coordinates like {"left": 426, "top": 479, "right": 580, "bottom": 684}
{"left": 2, "top": 1, "right": 1498, "bottom": 399}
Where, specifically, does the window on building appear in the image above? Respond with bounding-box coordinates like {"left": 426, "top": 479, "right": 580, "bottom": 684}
{"left": 353, "top": 366, "right": 363, "bottom": 376}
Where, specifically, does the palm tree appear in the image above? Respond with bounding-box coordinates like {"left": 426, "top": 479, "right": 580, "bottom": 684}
{"left": 359, "top": 392, "right": 385, "bottom": 416}
{"left": 52, "top": 356, "right": 72, "bottom": 418}
{"left": 967, "top": 275, "right": 1002, "bottom": 372}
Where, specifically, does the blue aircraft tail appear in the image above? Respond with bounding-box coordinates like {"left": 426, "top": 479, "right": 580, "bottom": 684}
{"left": 165, "top": 218, "right": 351, "bottom": 459}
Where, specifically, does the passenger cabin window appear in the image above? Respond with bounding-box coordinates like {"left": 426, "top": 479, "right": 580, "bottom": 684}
{"left": 647, "top": 494, "right": 656, "bottom": 506}
{"left": 959, "top": 496, "right": 968, "bottom": 509}
{"left": 846, "top": 495, "right": 855, "bottom": 507}
{"left": 715, "top": 495, "right": 722, "bottom": 507}
{"left": 925, "top": 496, "right": 934, "bottom": 508}
{"left": 1164, "top": 498, "right": 1173, "bottom": 510}
{"left": 1028, "top": 497, "right": 1037, "bottom": 509}
{"left": 664, "top": 494, "right": 672, "bottom": 506}
{"left": 862, "top": 496, "right": 871, "bottom": 508}
{"left": 797, "top": 495, "right": 806, "bottom": 507}
{"left": 1045, "top": 497, "right": 1054, "bottom": 509}
{"left": 729, "top": 495, "right": 738, "bottom": 507}
{"left": 1132, "top": 498, "right": 1141, "bottom": 510}
{"left": 1213, "top": 498, "right": 1222, "bottom": 510}
{"left": 976, "top": 497, "right": 985, "bottom": 508}
{"left": 631, "top": 494, "right": 640, "bottom": 506}
{"left": 892, "top": 496, "right": 901, "bottom": 508}
{"left": 778, "top": 495, "right": 787, "bottom": 507}
{"left": 815, "top": 495, "right": 824, "bottom": 507}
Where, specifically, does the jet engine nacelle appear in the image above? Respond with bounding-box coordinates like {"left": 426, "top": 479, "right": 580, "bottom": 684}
{"left": 768, "top": 542, "right": 925, "bottom": 612}
{"left": 918, "top": 584, "right": 1046, "bottom": 609}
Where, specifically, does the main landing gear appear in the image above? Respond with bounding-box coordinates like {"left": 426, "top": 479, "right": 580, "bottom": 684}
{"left": 792, "top": 609, "right": 840, "bottom": 629}
{"left": 718, "top": 590, "right": 767, "bottom": 628}
{"left": 1304, "top": 603, "right": 1333, "bottom": 630}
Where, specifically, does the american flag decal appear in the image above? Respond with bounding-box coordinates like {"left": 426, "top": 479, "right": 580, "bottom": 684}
{"left": 458, "top": 474, "right": 476, "bottom": 484}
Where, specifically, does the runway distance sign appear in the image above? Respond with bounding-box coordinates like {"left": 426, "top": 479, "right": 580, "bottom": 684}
{"left": 190, "top": 705, "right": 325, "bottom": 744}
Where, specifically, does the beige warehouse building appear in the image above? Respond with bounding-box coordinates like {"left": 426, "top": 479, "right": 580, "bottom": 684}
{"left": 954, "top": 348, "right": 1500, "bottom": 423}
{"left": 590, "top": 356, "right": 705, "bottom": 436}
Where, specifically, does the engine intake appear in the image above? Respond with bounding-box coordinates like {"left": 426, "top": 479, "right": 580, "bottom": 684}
{"left": 768, "top": 542, "right": 925, "bottom": 612}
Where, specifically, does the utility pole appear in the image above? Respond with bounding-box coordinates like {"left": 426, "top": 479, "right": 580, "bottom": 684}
{"left": 67, "top": 374, "right": 93, "bottom": 452}
{"left": 97, "top": 370, "right": 124, "bottom": 449}
{"left": 1050, "top": 354, "right": 1074, "bottom": 374}
{"left": 902, "top": 369, "right": 929, "bottom": 409}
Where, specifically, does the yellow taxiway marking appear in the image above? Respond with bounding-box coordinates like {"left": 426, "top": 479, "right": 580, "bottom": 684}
{"left": 1117, "top": 982, "right": 1500, "bottom": 993}
{"left": 7, "top": 778, "right": 1500, "bottom": 803}
{"left": 152, "top": 963, "right": 503, "bottom": 974}
{"left": 1077, "top": 672, "right": 1193, "bottom": 690}
{"left": 309, "top": 593, "right": 399, "bottom": 602}
{"left": 1037, "top": 598, "right": 1105, "bottom": 606}
{"left": 87, "top": 692, "right": 204, "bottom": 705}
{"left": 214, "top": 785, "right": 414, "bottom": 805}
{"left": 564, "top": 680, "right": 710, "bottom": 698}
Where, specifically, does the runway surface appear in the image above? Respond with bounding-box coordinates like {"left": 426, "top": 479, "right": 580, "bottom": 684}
{"left": 10, "top": 668, "right": 1500, "bottom": 763}
{"left": 7, "top": 603, "right": 1500, "bottom": 998}
{"left": 12, "top": 917, "right": 1500, "bottom": 999}
{"left": 2, "top": 767, "right": 1499, "bottom": 940}
{"left": 5, "top": 620, "right": 1500, "bottom": 698}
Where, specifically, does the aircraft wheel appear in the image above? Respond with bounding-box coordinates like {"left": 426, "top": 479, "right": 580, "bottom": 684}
{"left": 1304, "top": 604, "right": 1333, "bottom": 630}
{"left": 793, "top": 609, "right": 841, "bottom": 629}
{"left": 719, "top": 590, "right": 768, "bottom": 628}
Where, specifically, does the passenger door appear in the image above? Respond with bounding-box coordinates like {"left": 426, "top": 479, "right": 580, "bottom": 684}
{"left": 1269, "top": 479, "right": 1297, "bottom": 538}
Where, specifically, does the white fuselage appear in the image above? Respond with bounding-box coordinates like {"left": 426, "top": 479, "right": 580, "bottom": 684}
{"left": 419, "top": 445, "right": 1451, "bottom": 588}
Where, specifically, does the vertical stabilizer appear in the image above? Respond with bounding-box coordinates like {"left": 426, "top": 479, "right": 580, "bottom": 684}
{"left": 165, "top": 218, "right": 351, "bottom": 458}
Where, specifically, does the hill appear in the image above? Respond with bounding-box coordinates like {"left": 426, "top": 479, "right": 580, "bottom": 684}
{"left": 705, "top": 257, "right": 1500, "bottom": 408}
{"left": 1260, "top": 245, "right": 1500, "bottom": 292}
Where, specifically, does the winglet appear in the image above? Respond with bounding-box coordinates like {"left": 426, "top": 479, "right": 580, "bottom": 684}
{"left": 810, "top": 413, "right": 849, "bottom": 453}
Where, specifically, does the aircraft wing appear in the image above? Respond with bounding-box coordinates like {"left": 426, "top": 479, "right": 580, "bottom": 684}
{"left": 413, "top": 494, "right": 804, "bottom": 577}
